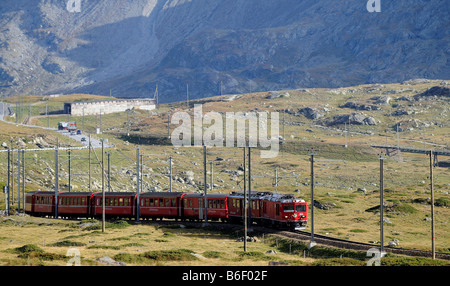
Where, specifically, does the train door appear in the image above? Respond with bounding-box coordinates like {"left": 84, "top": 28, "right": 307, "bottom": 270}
{"left": 198, "top": 198, "right": 203, "bottom": 220}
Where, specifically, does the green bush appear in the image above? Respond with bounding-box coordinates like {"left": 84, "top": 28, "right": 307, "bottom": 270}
{"left": 49, "top": 240, "right": 86, "bottom": 247}
{"left": 12, "top": 244, "right": 66, "bottom": 261}
{"left": 311, "top": 258, "right": 365, "bottom": 266}
{"left": 143, "top": 249, "right": 197, "bottom": 261}
{"left": 203, "top": 251, "right": 223, "bottom": 259}
{"left": 381, "top": 256, "right": 449, "bottom": 266}
{"left": 14, "top": 244, "right": 44, "bottom": 254}
{"left": 435, "top": 197, "right": 449, "bottom": 207}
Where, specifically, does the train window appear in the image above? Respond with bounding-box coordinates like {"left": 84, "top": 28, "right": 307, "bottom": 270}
{"left": 296, "top": 204, "right": 306, "bottom": 212}
{"left": 149, "top": 198, "right": 154, "bottom": 207}
{"left": 221, "top": 200, "right": 225, "bottom": 209}
{"left": 208, "top": 200, "right": 212, "bottom": 209}
{"left": 159, "top": 198, "right": 164, "bottom": 206}
{"left": 164, "top": 198, "right": 170, "bottom": 207}
{"left": 154, "top": 199, "right": 159, "bottom": 207}
{"left": 171, "top": 198, "right": 176, "bottom": 207}
{"left": 283, "top": 205, "right": 295, "bottom": 212}
{"left": 82, "top": 198, "right": 86, "bottom": 205}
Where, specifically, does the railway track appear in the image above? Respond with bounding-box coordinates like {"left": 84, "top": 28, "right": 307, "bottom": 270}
{"left": 272, "top": 229, "right": 450, "bottom": 261}
{"left": 140, "top": 220, "right": 450, "bottom": 261}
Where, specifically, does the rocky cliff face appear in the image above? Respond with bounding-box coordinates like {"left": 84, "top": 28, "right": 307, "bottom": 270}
{"left": 0, "top": 0, "right": 449, "bottom": 102}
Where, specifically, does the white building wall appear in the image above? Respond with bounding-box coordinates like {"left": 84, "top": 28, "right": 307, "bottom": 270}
{"left": 68, "top": 99, "right": 156, "bottom": 116}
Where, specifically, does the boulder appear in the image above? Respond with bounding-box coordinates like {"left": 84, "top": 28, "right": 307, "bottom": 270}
{"left": 298, "top": 107, "right": 324, "bottom": 120}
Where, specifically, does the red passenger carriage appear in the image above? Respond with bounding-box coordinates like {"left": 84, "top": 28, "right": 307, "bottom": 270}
{"left": 183, "top": 193, "right": 228, "bottom": 222}
{"left": 57, "top": 192, "right": 95, "bottom": 219}
{"left": 25, "top": 191, "right": 56, "bottom": 217}
{"left": 92, "top": 192, "right": 136, "bottom": 219}
{"left": 227, "top": 191, "right": 272, "bottom": 224}
{"left": 139, "top": 192, "right": 188, "bottom": 220}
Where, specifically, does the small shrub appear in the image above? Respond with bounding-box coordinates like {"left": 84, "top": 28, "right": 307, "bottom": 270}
{"left": 14, "top": 244, "right": 44, "bottom": 254}
{"left": 435, "top": 197, "right": 449, "bottom": 207}
{"left": 107, "top": 220, "right": 130, "bottom": 229}
{"left": 114, "top": 253, "right": 146, "bottom": 264}
{"left": 143, "top": 249, "right": 197, "bottom": 261}
{"left": 49, "top": 240, "right": 86, "bottom": 247}
{"left": 87, "top": 245, "right": 121, "bottom": 250}
{"left": 203, "top": 251, "right": 223, "bottom": 259}
{"left": 381, "top": 256, "right": 449, "bottom": 266}
{"left": 350, "top": 229, "right": 368, "bottom": 233}
{"left": 312, "top": 258, "right": 365, "bottom": 266}
{"left": 163, "top": 232, "right": 176, "bottom": 237}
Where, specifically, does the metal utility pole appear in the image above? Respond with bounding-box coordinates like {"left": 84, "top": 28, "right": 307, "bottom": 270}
{"left": 68, "top": 150, "right": 71, "bottom": 192}
{"left": 46, "top": 103, "right": 49, "bottom": 128}
{"left": 102, "top": 140, "right": 105, "bottom": 233}
{"left": 210, "top": 161, "right": 213, "bottom": 192}
{"left": 379, "top": 155, "right": 385, "bottom": 255}
{"left": 274, "top": 168, "right": 278, "bottom": 192}
{"left": 309, "top": 151, "right": 316, "bottom": 249}
{"left": 17, "top": 149, "right": 20, "bottom": 213}
{"left": 88, "top": 135, "right": 91, "bottom": 192}
{"left": 55, "top": 147, "right": 59, "bottom": 218}
{"left": 22, "top": 150, "right": 25, "bottom": 212}
{"left": 167, "top": 111, "right": 171, "bottom": 139}
{"left": 243, "top": 147, "right": 247, "bottom": 252}
{"left": 140, "top": 154, "right": 144, "bottom": 193}
{"left": 136, "top": 146, "right": 140, "bottom": 222}
{"left": 203, "top": 145, "right": 208, "bottom": 225}
{"left": 108, "top": 152, "right": 111, "bottom": 192}
{"left": 186, "top": 84, "right": 189, "bottom": 108}
{"left": 169, "top": 157, "right": 172, "bottom": 192}
{"left": 430, "top": 150, "right": 435, "bottom": 259}
{"left": 247, "top": 146, "right": 252, "bottom": 226}
{"left": 7, "top": 148, "right": 10, "bottom": 215}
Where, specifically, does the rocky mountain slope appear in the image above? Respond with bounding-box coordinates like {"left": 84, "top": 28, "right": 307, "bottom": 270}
{"left": 0, "top": 0, "right": 449, "bottom": 102}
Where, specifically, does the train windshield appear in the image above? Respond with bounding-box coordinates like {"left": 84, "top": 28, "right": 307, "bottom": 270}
{"left": 283, "top": 205, "right": 295, "bottom": 212}
{"left": 296, "top": 204, "right": 306, "bottom": 212}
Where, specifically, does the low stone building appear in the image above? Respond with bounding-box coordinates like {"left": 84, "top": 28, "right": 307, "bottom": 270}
{"left": 64, "top": 99, "right": 156, "bottom": 116}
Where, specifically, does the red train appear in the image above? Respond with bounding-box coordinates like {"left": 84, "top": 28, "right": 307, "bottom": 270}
{"left": 25, "top": 190, "right": 308, "bottom": 231}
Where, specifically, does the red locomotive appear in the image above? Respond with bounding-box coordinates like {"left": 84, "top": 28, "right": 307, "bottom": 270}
{"left": 25, "top": 190, "right": 307, "bottom": 231}
{"left": 228, "top": 191, "right": 307, "bottom": 230}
